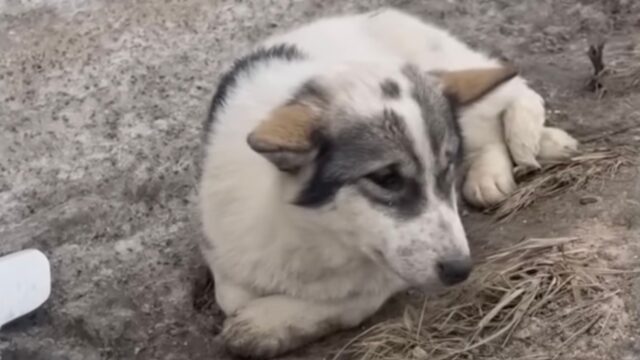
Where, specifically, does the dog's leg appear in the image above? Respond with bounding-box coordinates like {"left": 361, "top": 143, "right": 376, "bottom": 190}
{"left": 459, "top": 85, "right": 545, "bottom": 207}
{"left": 462, "top": 89, "right": 579, "bottom": 207}
{"left": 502, "top": 87, "right": 546, "bottom": 170}
{"left": 221, "top": 294, "right": 384, "bottom": 358}
{"left": 503, "top": 85, "right": 579, "bottom": 165}
{"left": 537, "top": 126, "right": 579, "bottom": 162}
{"left": 454, "top": 85, "right": 519, "bottom": 208}
{"left": 214, "top": 275, "right": 258, "bottom": 315}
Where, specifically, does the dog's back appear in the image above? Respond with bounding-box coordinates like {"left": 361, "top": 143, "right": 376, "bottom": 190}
{"left": 261, "top": 9, "right": 495, "bottom": 69}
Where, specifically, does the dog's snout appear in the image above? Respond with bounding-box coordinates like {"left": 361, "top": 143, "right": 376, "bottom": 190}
{"left": 436, "top": 257, "right": 472, "bottom": 286}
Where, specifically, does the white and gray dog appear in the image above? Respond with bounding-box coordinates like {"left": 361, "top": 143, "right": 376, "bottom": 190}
{"left": 199, "top": 8, "right": 578, "bottom": 358}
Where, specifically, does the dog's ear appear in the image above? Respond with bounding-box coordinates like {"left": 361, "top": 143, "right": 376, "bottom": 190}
{"left": 247, "top": 103, "right": 320, "bottom": 172}
{"left": 434, "top": 66, "right": 518, "bottom": 106}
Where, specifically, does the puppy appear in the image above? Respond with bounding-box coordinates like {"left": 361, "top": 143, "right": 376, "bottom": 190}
{"left": 199, "top": 8, "right": 578, "bottom": 358}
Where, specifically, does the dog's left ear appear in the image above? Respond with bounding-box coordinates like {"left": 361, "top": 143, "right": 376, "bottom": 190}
{"left": 434, "top": 66, "right": 518, "bottom": 106}
{"left": 247, "top": 103, "right": 320, "bottom": 172}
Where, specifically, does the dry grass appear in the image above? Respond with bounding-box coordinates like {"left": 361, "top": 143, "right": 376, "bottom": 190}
{"left": 490, "top": 147, "right": 636, "bottom": 221}
{"left": 336, "top": 237, "right": 637, "bottom": 360}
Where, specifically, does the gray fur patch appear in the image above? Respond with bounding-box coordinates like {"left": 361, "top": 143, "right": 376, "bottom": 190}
{"left": 402, "top": 65, "right": 454, "bottom": 154}
{"left": 380, "top": 78, "right": 401, "bottom": 99}
{"left": 402, "top": 64, "right": 462, "bottom": 199}
{"left": 290, "top": 80, "right": 330, "bottom": 106}
{"left": 296, "top": 109, "right": 426, "bottom": 218}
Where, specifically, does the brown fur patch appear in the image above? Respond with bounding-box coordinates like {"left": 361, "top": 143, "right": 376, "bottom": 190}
{"left": 247, "top": 104, "right": 317, "bottom": 152}
{"left": 436, "top": 66, "right": 518, "bottom": 105}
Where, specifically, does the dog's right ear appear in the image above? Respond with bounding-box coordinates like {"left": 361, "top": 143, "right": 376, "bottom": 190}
{"left": 247, "top": 103, "right": 320, "bottom": 172}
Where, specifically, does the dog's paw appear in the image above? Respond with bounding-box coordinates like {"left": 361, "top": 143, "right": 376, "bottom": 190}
{"left": 222, "top": 311, "right": 292, "bottom": 359}
{"left": 220, "top": 295, "right": 343, "bottom": 358}
{"left": 463, "top": 167, "right": 516, "bottom": 208}
{"left": 537, "top": 127, "right": 579, "bottom": 162}
{"left": 463, "top": 147, "right": 516, "bottom": 208}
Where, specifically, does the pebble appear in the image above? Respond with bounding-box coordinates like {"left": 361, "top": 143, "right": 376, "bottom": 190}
{"left": 579, "top": 195, "right": 601, "bottom": 205}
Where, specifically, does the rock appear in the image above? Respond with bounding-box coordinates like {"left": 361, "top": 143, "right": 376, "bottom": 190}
{"left": 580, "top": 195, "right": 601, "bottom": 205}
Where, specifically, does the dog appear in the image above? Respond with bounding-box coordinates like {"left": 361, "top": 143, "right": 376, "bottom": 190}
{"left": 198, "top": 8, "right": 578, "bottom": 358}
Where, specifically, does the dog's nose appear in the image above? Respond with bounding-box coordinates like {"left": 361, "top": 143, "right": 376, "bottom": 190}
{"left": 437, "top": 257, "right": 472, "bottom": 286}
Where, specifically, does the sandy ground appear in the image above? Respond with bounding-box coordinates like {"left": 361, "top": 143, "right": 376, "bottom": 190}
{"left": 1, "top": 0, "right": 639, "bottom": 359}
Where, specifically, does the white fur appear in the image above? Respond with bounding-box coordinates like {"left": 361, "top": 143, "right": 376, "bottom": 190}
{"left": 200, "top": 8, "right": 578, "bottom": 357}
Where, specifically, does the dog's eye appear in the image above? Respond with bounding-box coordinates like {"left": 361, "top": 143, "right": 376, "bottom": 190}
{"left": 366, "top": 166, "right": 404, "bottom": 191}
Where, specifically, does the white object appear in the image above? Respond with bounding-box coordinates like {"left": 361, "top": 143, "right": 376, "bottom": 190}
{"left": 0, "top": 249, "right": 51, "bottom": 328}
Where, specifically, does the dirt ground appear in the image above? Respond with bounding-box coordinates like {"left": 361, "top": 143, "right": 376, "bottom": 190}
{"left": 1, "top": 0, "right": 639, "bottom": 359}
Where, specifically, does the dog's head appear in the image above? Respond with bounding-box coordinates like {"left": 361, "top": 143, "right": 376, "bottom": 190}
{"left": 247, "top": 62, "right": 517, "bottom": 290}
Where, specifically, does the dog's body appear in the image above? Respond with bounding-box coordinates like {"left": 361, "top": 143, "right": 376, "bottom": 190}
{"left": 199, "top": 8, "right": 578, "bottom": 358}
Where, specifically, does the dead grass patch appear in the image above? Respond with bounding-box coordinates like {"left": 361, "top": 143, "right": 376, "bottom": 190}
{"left": 491, "top": 147, "right": 636, "bottom": 221}
{"left": 336, "top": 237, "right": 638, "bottom": 360}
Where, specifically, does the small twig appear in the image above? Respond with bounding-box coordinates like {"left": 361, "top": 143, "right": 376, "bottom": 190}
{"left": 588, "top": 41, "right": 606, "bottom": 75}
{"left": 416, "top": 298, "right": 428, "bottom": 340}
{"left": 586, "top": 38, "right": 606, "bottom": 93}
{"left": 473, "top": 289, "right": 525, "bottom": 341}
{"left": 597, "top": 309, "right": 613, "bottom": 336}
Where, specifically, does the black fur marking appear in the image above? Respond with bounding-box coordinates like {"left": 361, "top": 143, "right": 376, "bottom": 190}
{"left": 202, "top": 44, "right": 306, "bottom": 142}
{"left": 363, "top": 174, "right": 425, "bottom": 219}
{"left": 380, "top": 78, "right": 401, "bottom": 99}
{"left": 443, "top": 94, "right": 464, "bottom": 166}
{"left": 401, "top": 65, "right": 450, "bottom": 154}
{"left": 435, "top": 165, "right": 455, "bottom": 199}
{"left": 293, "top": 137, "right": 340, "bottom": 207}
{"left": 290, "top": 80, "right": 329, "bottom": 105}
{"left": 381, "top": 109, "right": 423, "bottom": 169}
{"left": 295, "top": 110, "right": 426, "bottom": 219}
{"left": 365, "top": 110, "right": 425, "bottom": 218}
{"left": 402, "top": 64, "right": 463, "bottom": 201}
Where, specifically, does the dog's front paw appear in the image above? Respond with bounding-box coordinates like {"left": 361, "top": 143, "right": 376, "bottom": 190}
{"left": 537, "top": 127, "right": 579, "bottom": 162}
{"left": 220, "top": 296, "right": 340, "bottom": 358}
{"left": 463, "top": 147, "right": 516, "bottom": 208}
{"left": 463, "top": 167, "right": 515, "bottom": 208}
{"left": 222, "top": 313, "right": 290, "bottom": 359}
{"left": 221, "top": 296, "right": 324, "bottom": 359}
